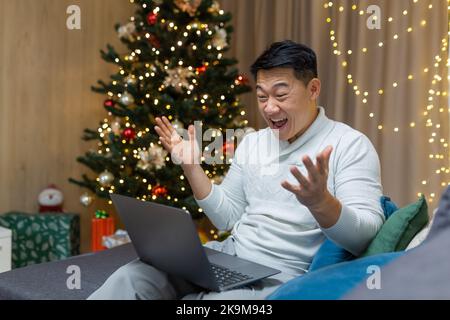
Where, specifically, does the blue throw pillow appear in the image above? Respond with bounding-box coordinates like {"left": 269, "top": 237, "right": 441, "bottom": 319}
{"left": 308, "top": 239, "right": 355, "bottom": 272}
{"left": 268, "top": 251, "right": 403, "bottom": 300}
{"left": 380, "top": 196, "right": 399, "bottom": 219}
{"left": 308, "top": 196, "right": 398, "bottom": 272}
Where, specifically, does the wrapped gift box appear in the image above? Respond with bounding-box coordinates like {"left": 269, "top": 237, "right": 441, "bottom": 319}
{"left": 0, "top": 212, "right": 80, "bottom": 268}
{"left": 91, "top": 217, "right": 115, "bottom": 252}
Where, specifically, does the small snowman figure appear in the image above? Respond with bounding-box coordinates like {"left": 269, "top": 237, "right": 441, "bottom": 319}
{"left": 38, "top": 184, "right": 64, "bottom": 213}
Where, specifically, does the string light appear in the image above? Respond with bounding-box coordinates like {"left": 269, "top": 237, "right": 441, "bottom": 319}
{"left": 324, "top": 1, "right": 450, "bottom": 203}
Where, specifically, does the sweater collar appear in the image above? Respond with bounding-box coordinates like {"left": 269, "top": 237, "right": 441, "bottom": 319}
{"left": 272, "top": 106, "right": 330, "bottom": 154}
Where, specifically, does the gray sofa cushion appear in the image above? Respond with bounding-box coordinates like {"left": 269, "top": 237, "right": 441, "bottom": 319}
{"left": 0, "top": 243, "right": 137, "bottom": 300}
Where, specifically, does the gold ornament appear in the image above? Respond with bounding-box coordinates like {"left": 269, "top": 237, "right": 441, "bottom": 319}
{"left": 111, "top": 118, "right": 121, "bottom": 135}
{"left": 117, "top": 22, "right": 136, "bottom": 41}
{"left": 137, "top": 145, "right": 168, "bottom": 171}
{"left": 98, "top": 170, "right": 114, "bottom": 187}
{"left": 149, "top": 145, "right": 168, "bottom": 169}
{"left": 212, "top": 26, "right": 227, "bottom": 49}
{"left": 80, "top": 192, "right": 94, "bottom": 207}
{"left": 125, "top": 75, "right": 137, "bottom": 85}
{"left": 120, "top": 91, "right": 134, "bottom": 105}
{"left": 208, "top": 1, "right": 221, "bottom": 13}
{"left": 174, "top": 0, "right": 201, "bottom": 17}
{"left": 164, "top": 67, "right": 194, "bottom": 92}
{"left": 137, "top": 150, "right": 151, "bottom": 171}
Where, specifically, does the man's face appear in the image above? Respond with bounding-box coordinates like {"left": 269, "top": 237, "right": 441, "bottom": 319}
{"left": 256, "top": 67, "right": 319, "bottom": 142}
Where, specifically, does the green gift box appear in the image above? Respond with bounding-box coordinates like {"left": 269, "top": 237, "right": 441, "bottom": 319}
{"left": 0, "top": 212, "right": 80, "bottom": 268}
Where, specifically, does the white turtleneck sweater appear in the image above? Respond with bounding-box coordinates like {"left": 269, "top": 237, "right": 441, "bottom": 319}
{"left": 195, "top": 106, "right": 384, "bottom": 276}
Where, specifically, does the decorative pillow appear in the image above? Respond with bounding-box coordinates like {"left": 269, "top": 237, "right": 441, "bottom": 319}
{"left": 269, "top": 252, "right": 403, "bottom": 300}
{"left": 404, "top": 208, "right": 436, "bottom": 250}
{"left": 405, "top": 225, "right": 430, "bottom": 250}
{"left": 380, "top": 196, "right": 398, "bottom": 219}
{"left": 360, "top": 195, "right": 428, "bottom": 257}
{"left": 308, "top": 239, "right": 354, "bottom": 272}
{"left": 308, "top": 196, "right": 398, "bottom": 272}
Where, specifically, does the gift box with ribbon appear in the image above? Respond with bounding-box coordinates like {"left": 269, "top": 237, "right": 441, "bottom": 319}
{"left": 91, "top": 210, "right": 115, "bottom": 252}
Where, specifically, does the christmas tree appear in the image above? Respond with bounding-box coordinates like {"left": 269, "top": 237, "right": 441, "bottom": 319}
{"left": 69, "top": 0, "right": 252, "bottom": 224}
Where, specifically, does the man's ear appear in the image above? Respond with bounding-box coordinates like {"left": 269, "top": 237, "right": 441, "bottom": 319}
{"left": 307, "top": 78, "right": 321, "bottom": 100}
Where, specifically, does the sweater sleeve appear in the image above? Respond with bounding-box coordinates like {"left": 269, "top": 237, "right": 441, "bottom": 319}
{"left": 194, "top": 135, "right": 250, "bottom": 231}
{"left": 321, "top": 132, "right": 385, "bottom": 256}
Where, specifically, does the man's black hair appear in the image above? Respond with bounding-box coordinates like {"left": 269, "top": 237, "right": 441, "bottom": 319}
{"left": 250, "top": 40, "right": 318, "bottom": 86}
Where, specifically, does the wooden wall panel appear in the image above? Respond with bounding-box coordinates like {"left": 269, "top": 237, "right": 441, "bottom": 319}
{"left": 0, "top": 0, "right": 134, "bottom": 253}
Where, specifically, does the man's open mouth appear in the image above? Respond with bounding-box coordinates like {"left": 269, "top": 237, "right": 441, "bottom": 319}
{"left": 270, "top": 118, "right": 288, "bottom": 129}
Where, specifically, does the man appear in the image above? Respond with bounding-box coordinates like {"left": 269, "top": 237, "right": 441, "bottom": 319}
{"left": 88, "top": 40, "right": 384, "bottom": 300}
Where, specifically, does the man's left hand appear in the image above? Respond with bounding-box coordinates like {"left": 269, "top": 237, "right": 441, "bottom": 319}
{"left": 281, "top": 145, "right": 342, "bottom": 228}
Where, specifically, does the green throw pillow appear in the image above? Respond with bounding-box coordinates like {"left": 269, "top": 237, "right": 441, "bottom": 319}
{"left": 361, "top": 195, "right": 428, "bottom": 257}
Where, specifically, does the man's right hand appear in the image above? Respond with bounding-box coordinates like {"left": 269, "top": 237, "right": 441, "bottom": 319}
{"left": 154, "top": 116, "right": 201, "bottom": 166}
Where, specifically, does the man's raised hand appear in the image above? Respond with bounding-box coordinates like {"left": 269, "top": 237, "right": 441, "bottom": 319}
{"left": 154, "top": 117, "right": 201, "bottom": 166}
{"left": 281, "top": 145, "right": 333, "bottom": 210}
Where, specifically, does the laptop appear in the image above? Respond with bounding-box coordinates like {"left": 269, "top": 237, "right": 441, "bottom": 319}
{"left": 110, "top": 194, "right": 281, "bottom": 292}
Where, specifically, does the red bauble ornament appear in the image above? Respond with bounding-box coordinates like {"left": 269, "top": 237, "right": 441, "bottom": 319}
{"left": 148, "top": 34, "right": 161, "bottom": 48}
{"left": 122, "top": 127, "right": 136, "bottom": 141}
{"left": 146, "top": 12, "right": 158, "bottom": 25}
{"left": 104, "top": 99, "right": 114, "bottom": 108}
{"left": 236, "top": 74, "right": 250, "bottom": 85}
{"left": 152, "top": 185, "right": 168, "bottom": 197}
{"left": 196, "top": 65, "right": 207, "bottom": 74}
{"left": 222, "top": 141, "right": 235, "bottom": 157}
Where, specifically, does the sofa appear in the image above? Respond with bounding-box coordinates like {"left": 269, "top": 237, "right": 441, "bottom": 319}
{"left": 0, "top": 188, "right": 445, "bottom": 300}
{"left": 0, "top": 242, "right": 137, "bottom": 299}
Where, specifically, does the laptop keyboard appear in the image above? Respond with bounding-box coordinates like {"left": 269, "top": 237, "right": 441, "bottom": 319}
{"left": 210, "top": 263, "right": 253, "bottom": 288}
